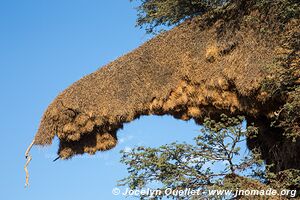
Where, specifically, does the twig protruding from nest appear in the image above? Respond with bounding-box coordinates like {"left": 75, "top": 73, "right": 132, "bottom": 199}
{"left": 24, "top": 139, "right": 35, "bottom": 188}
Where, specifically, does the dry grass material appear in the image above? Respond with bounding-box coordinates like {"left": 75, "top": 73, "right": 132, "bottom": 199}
{"left": 31, "top": 4, "right": 299, "bottom": 172}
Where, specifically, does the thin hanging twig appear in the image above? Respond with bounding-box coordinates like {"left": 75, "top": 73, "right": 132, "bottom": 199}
{"left": 53, "top": 156, "right": 60, "bottom": 162}
{"left": 24, "top": 139, "right": 35, "bottom": 188}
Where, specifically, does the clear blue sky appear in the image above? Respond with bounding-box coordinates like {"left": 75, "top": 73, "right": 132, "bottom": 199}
{"left": 0, "top": 1, "right": 205, "bottom": 199}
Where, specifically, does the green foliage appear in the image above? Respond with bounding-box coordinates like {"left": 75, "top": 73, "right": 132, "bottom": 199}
{"left": 130, "top": 0, "right": 229, "bottom": 34}
{"left": 255, "top": 0, "right": 300, "bottom": 23}
{"left": 260, "top": 0, "right": 300, "bottom": 139}
{"left": 119, "top": 115, "right": 266, "bottom": 199}
{"left": 267, "top": 168, "right": 300, "bottom": 191}
{"left": 275, "top": 87, "right": 300, "bottom": 139}
{"left": 130, "top": 0, "right": 300, "bottom": 34}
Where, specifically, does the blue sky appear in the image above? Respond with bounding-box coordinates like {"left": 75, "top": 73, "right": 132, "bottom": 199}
{"left": 0, "top": 1, "right": 206, "bottom": 199}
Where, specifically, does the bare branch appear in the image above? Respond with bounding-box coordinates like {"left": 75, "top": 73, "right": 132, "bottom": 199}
{"left": 24, "top": 138, "right": 35, "bottom": 188}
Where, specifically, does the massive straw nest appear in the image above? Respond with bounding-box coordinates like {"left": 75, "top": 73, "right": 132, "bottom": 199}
{"left": 33, "top": 2, "right": 299, "bottom": 172}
